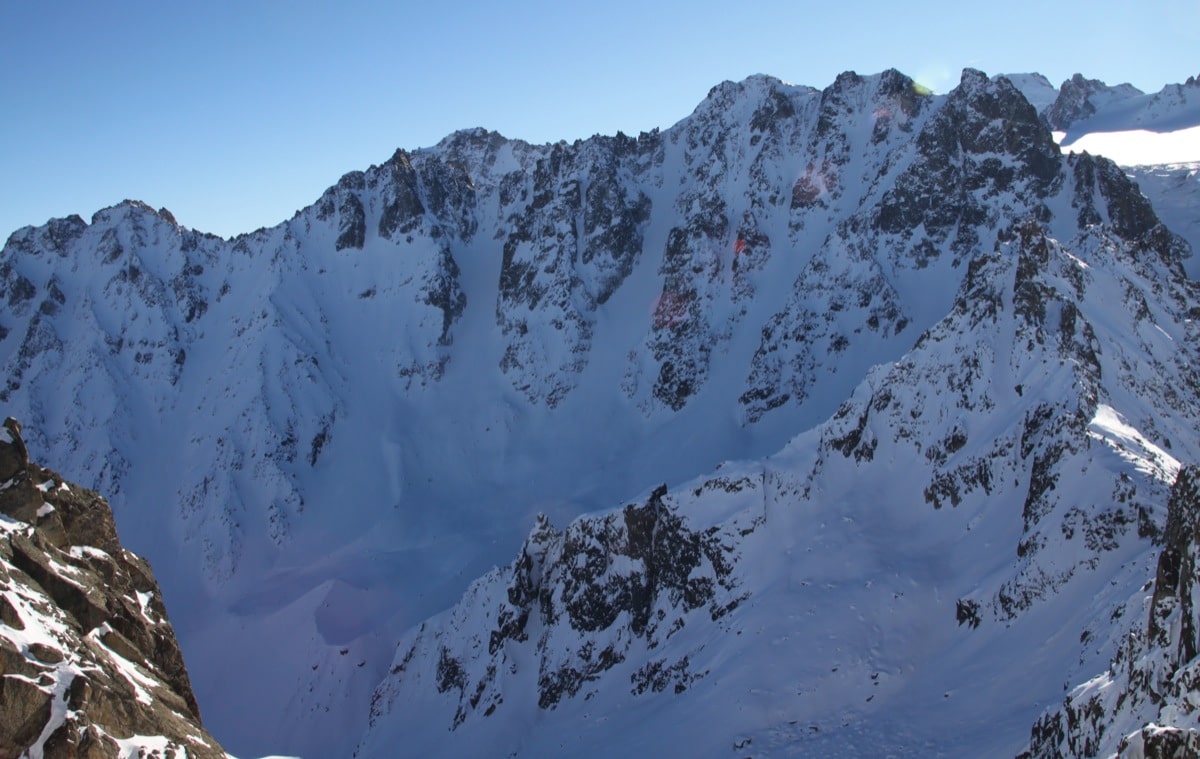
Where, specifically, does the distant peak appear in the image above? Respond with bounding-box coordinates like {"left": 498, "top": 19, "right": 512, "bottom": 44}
{"left": 433, "top": 127, "right": 515, "bottom": 152}
{"left": 958, "top": 67, "right": 990, "bottom": 88}
{"left": 1060, "top": 72, "right": 1144, "bottom": 99}
{"left": 90, "top": 199, "right": 180, "bottom": 227}
{"left": 996, "top": 73, "right": 1059, "bottom": 114}
{"left": 1007, "top": 72, "right": 1054, "bottom": 88}
{"left": 739, "top": 72, "right": 790, "bottom": 88}
{"left": 1045, "top": 73, "right": 1147, "bottom": 131}
{"left": 702, "top": 73, "right": 812, "bottom": 105}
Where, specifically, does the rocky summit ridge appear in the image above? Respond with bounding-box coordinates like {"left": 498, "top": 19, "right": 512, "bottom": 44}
{"left": 0, "top": 66, "right": 1198, "bottom": 757}
{"left": 0, "top": 418, "right": 226, "bottom": 758}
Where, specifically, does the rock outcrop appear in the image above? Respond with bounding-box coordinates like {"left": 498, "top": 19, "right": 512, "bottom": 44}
{"left": 358, "top": 476, "right": 762, "bottom": 756}
{"left": 0, "top": 418, "right": 226, "bottom": 758}
{"left": 1023, "top": 466, "right": 1200, "bottom": 758}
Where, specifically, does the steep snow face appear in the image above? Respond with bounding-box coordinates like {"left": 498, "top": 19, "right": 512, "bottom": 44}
{"left": 0, "top": 68, "right": 1196, "bottom": 758}
{"left": 361, "top": 219, "right": 1200, "bottom": 757}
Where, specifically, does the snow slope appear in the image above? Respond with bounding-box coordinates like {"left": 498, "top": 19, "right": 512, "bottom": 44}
{"left": 361, "top": 217, "right": 1200, "bottom": 757}
{"left": 1, "top": 67, "right": 1197, "bottom": 757}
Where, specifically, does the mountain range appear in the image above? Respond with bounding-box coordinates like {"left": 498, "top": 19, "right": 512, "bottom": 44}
{"left": 1, "top": 67, "right": 1198, "bottom": 757}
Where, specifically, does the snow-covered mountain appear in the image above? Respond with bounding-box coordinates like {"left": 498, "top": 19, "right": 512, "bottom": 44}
{"left": 360, "top": 197, "right": 1199, "bottom": 757}
{"left": 1, "top": 67, "right": 1197, "bottom": 757}
{"left": 1040, "top": 73, "right": 1200, "bottom": 136}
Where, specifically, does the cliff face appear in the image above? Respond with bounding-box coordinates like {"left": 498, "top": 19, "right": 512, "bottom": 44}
{"left": 0, "top": 418, "right": 226, "bottom": 758}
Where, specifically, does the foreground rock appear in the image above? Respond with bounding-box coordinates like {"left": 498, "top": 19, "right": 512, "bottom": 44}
{"left": 0, "top": 418, "right": 227, "bottom": 758}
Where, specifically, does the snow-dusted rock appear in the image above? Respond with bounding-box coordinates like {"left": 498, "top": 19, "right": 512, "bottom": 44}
{"left": 1043, "top": 74, "right": 1146, "bottom": 132}
{"left": 1022, "top": 467, "right": 1200, "bottom": 758}
{"left": 0, "top": 420, "right": 226, "bottom": 758}
{"left": 361, "top": 206, "right": 1199, "bottom": 755}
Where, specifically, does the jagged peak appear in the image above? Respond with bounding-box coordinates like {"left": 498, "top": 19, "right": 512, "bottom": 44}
{"left": 704, "top": 72, "right": 795, "bottom": 99}
{"left": 3, "top": 212, "right": 89, "bottom": 251}
{"left": 813, "top": 68, "right": 934, "bottom": 110}
{"left": 956, "top": 67, "right": 990, "bottom": 90}
{"left": 876, "top": 67, "right": 923, "bottom": 94}
{"left": 690, "top": 72, "right": 819, "bottom": 122}
{"left": 1043, "top": 73, "right": 1147, "bottom": 131}
{"left": 431, "top": 126, "right": 521, "bottom": 153}
{"left": 950, "top": 67, "right": 1039, "bottom": 108}
{"left": 88, "top": 199, "right": 182, "bottom": 229}
{"left": 941, "top": 67, "right": 1051, "bottom": 135}
{"left": 380, "top": 147, "right": 415, "bottom": 170}
{"left": 331, "top": 169, "right": 367, "bottom": 193}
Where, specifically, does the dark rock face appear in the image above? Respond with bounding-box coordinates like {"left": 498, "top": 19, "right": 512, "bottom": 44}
{"left": 376, "top": 150, "right": 426, "bottom": 241}
{"left": 874, "top": 70, "right": 1060, "bottom": 247}
{"left": 1069, "top": 152, "right": 1162, "bottom": 243}
{"left": 426, "top": 246, "right": 468, "bottom": 347}
{"left": 336, "top": 191, "right": 367, "bottom": 251}
{"left": 1044, "top": 74, "right": 1108, "bottom": 130}
{"left": 368, "top": 479, "right": 759, "bottom": 732}
{"left": 1148, "top": 466, "right": 1200, "bottom": 665}
{"left": 1118, "top": 726, "right": 1200, "bottom": 758}
{"left": 0, "top": 417, "right": 27, "bottom": 482}
{"left": 0, "top": 420, "right": 226, "bottom": 757}
{"left": 496, "top": 134, "right": 653, "bottom": 406}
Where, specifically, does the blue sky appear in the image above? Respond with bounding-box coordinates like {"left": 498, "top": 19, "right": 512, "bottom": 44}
{"left": 2, "top": 0, "right": 1196, "bottom": 239}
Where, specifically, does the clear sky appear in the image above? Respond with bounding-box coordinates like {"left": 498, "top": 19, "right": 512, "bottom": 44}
{"left": 2, "top": 0, "right": 1196, "bottom": 240}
